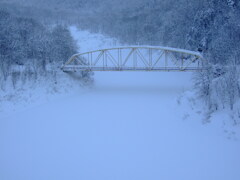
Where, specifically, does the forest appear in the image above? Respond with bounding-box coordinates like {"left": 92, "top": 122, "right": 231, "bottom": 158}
{"left": 1, "top": 2, "right": 240, "bottom": 180}
{"left": 1, "top": 0, "right": 240, "bottom": 119}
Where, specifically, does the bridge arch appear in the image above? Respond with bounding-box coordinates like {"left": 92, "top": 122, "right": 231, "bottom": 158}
{"left": 61, "top": 46, "right": 205, "bottom": 72}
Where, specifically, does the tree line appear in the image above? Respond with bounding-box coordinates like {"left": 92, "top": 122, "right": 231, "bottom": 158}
{"left": 0, "top": 9, "right": 83, "bottom": 91}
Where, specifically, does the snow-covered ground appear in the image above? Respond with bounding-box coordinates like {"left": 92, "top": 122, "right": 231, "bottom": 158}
{"left": 0, "top": 26, "right": 240, "bottom": 180}
{"left": 69, "top": 26, "right": 120, "bottom": 53}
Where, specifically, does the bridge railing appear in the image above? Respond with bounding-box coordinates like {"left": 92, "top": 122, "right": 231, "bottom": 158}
{"left": 61, "top": 46, "right": 205, "bottom": 72}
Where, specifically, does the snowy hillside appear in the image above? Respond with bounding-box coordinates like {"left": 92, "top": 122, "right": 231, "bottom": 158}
{"left": 70, "top": 26, "right": 120, "bottom": 52}
{"left": 1, "top": 27, "right": 240, "bottom": 180}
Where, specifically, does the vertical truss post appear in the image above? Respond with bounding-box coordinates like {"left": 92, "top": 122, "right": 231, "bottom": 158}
{"left": 118, "top": 48, "right": 122, "bottom": 69}
{"left": 120, "top": 49, "right": 122, "bottom": 69}
{"left": 181, "top": 55, "right": 184, "bottom": 70}
{"left": 102, "top": 50, "right": 105, "bottom": 69}
{"left": 149, "top": 48, "right": 152, "bottom": 70}
{"left": 133, "top": 48, "right": 137, "bottom": 69}
{"left": 118, "top": 48, "right": 120, "bottom": 68}
{"left": 165, "top": 50, "right": 168, "bottom": 70}
{"left": 90, "top": 52, "right": 93, "bottom": 68}
{"left": 102, "top": 50, "right": 106, "bottom": 69}
{"left": 87, "top": 53, "right": 90, "bottom": 67}
{"left": 105, "top": 50, "right": 108, "bottom": 67}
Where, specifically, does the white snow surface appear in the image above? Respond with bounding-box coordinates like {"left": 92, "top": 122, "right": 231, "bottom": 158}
{"left": 0, "top": 26, "right": 240, "bottom": 180}
{"left": 69, "top": 26, "right": 120, "bottom": 53}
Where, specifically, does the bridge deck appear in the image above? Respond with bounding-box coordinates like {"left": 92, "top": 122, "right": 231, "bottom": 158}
{"left": 62, "top": 66, "right": 203, "bottom": 72}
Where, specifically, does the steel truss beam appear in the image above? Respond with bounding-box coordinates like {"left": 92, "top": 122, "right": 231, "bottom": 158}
{"left": 62, "top": 46, "right": 205, "bottom": 72}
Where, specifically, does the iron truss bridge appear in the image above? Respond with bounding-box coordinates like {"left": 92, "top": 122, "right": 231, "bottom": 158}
{"left": 61, "top": 46, "right": 205, "bottom": 72}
